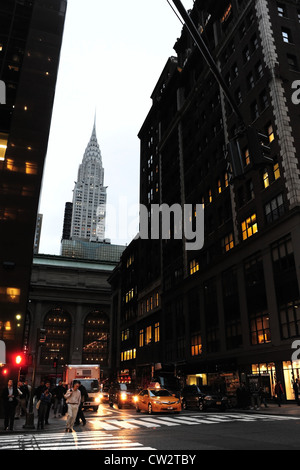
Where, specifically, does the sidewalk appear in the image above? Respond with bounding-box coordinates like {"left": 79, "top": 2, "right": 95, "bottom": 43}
{"left": 236, "top": 401, "right": 300, "bottom": 416}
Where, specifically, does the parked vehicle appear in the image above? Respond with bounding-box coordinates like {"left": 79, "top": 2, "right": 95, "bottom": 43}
{"left": 135, "top": 385, "right": 181, "bottom": 414}
{"left": 181, "top": 385, "right": 228, "bottom": 411}
{"left": 108, "top": 383, "right": 136, "bottom": 409}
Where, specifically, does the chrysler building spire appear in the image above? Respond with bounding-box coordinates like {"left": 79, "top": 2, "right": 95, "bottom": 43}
{"left": 70, "top": 120, "right": 107, "bottom": 242}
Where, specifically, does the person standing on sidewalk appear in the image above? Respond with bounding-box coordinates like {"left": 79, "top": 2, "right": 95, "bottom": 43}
{"left": 275, "top": 380, "right": 284, "bottom": 407}
{"left": 2, "top": 379, "right": 19, "bottom": 431}
{"left": 53, "top": 380, "right": 66, "bottom": 418}
{"left": 293, "top": 379, "right": 299, "bottom": 405}
{"left": 37, "top": 387, "right": 52, "bottom": 430}
{"left": 64, "top": 381, "right": 81, "bottom": 432}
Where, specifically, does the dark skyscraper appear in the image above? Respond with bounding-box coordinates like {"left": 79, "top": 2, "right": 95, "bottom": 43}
{"left": 0, "top": 0, "right": 67, "bottom": 381}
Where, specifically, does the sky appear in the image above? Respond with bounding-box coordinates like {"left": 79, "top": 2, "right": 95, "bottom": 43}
{"left": 38, "top": 0, "right": 194, "bottom": 255}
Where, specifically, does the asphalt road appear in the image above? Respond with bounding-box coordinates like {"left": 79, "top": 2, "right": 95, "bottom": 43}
{"left": 1, "top": 403, "right": 300, "bottom": 452}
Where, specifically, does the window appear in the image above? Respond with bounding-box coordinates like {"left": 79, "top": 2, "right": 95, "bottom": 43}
{"left": 251, "top": 101, "right": 259, "bottom": 121}
{"left": 154, "top": 323, "right": 160, "bottom": 343}
{"left": 139, "top": 329, "right": 144, "bottom": 348}
{"left": 267, "top": 124, "right": 275, "bottom": 143}
{"left": 208, "top": 189, "right": 212, "bottom": 203}
{"left": 146, "top": 326, "right": 152, "bottom": 345}
{"left": 280, "top": 300, "right": 300, "bottom": 339}
{"left": 190, "top": 259, "right": 199, "bottom": 275}
{"left": 224, "top": 172, "right": 229, "bottom": 188}
{"left": 260, "top": 90, "right": 269, "bottom": 110}
{"left": 244, "top": 148, "right": 250, "bottom": 166}
{"left": 241, "top": 214, "right": 258, "bottom": 241}
{"left": 274, "top": 162, "right": 281, "bottom": 180}
{"left": 0, "top": 133, "right": 8, "bottom": 161}
{"left": 222, "top": 233, "right": 235, "bottom": 253}
{"left": 250, "top": 312, "right": 271, "bottom": 345}
{"left": 243, "top": 46, "right": 250, "bottom": 63}
{"left": 247, "top": 72, "right": 255, "bottom": 90}
{"left": 263, "top": 169, "right": 270, "bottom": 188}
{"left": 277, "top": 3, "right": 286, "bottom": 17}
{"left": 255, "top": 61, "right": 263, "bottom": 80}
{"left": 282, "top": 28, "right": 292, "bottom": 43}
{"left": 218, "top": 179, "right": 222, "bottom": 194}
{"left": 265, "top": 194, "right": 285, "bottom": 223}
{"left": 191, "top": 334, "right": 202, "bottom": 356}
{"left": 287, "top": 54, "right": 298, "bottom": 71}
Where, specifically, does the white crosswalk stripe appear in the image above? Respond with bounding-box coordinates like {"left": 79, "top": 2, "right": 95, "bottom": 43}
{"left": 0, "top": 431, "right": 156, "bottom": 450}
{"left": 93, "top": 412, "right": 300, "bottom": 431}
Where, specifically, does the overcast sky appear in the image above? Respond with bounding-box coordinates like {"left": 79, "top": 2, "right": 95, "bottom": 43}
{"left": 38, "top": 0, "right": 194, "bottom": 255}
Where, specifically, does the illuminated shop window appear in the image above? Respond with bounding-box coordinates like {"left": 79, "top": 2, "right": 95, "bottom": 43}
{"left": 0, "top": 133, "right": 8, "bottom": 161}
{"left": 25, "top": 161, "right": 38, "bottom": 175}
{"left": 241, "top": 214, "right": 258, "bottom": 241}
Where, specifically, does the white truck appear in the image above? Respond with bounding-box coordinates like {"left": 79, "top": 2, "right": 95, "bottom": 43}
{"left": 64, "top": 364, "right": 101, "bottom": 412}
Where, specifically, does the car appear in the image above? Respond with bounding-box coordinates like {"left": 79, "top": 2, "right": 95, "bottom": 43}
{"left": 135, "top": 385, "right": 181, "bottom": 414}
{"left": 108, "top": 383, "right": 136, "bottom": 409}
{"left": 181, "top": 385, "right": 228, "bottom": 411}
{"left": 99, "top": 384, "right": 110, "bottom": 403}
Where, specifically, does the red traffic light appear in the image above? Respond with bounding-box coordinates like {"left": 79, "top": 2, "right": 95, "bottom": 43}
{"left": 14, "top": 354, "right": 24, "bottom": 366}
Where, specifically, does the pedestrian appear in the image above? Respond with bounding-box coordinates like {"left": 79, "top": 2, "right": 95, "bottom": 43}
{"left": 44, "top": 381, "right": 52, "bottom": 425}
{"left": 37, "top": 387, "right": 52, "bottom": 430}
{"left": 53, "top": 380, "right": 66, "bottom": 418}
{"left": 75, "top": 381, "right": 88, "bottom": 426}
{"left": 15, "top": 380, "right": 29, "bottom": 419}
{"left": 259, "top": 386, "right": 268, "bottom": 408}
{"left": 293, "top": 379, "right": 299, "bottom": 405}
{"left": 2, "top": 379, "right": 19, "bottom": 431}
{"left": 64, "top": 381, "right": 81, "bottom": 432}
{"left": 34, "top": 380, "right": 45, "bottom": 403}
{"left": 275, "top": 380, "right": 284, "bottom": 407}
{"left": 24, "top": 380, "right": 31, "bottom": 411}
{"left": 250, "top": 382, "right": 261, "bottom": 410}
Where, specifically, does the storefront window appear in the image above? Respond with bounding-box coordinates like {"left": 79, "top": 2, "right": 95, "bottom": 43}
{"left": 251, "top": 363, "right": 276, "bottom": 397}
{"left": 283, "top": 361, "right": 300, "bottom": 400}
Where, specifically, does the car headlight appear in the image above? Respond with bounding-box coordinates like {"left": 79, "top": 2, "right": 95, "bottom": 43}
{"left": 99, "top": 393, "right": 104, "bottom": 399}
{"left": 95, "top": 396, "right": 101, "bottom": 404}
{"left": 133, "top": 396, "right": 138, "bottom": 403}
{"left": 121, "top": 392, "right": 127, "bottom": 401}
{"left": 153, "top": 400, "right": 161, "bottom": 404}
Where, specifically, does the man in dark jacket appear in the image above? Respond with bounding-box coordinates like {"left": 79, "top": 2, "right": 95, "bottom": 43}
{"left": 2, "top": 379, "right": 19, "bottom": 431}
{"left": 75, "top": 381, "right": 88, "bottom": 426}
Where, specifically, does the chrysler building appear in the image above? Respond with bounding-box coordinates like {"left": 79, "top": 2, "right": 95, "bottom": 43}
{"left": 70, "top": 120, "right": 107, "bottom": 242}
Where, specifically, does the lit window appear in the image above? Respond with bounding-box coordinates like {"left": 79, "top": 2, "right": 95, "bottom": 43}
{"left": 224, "top": 172, "right": 229, "bottom": 188}
{"left": 139, "top": 329, "right": 144, "bottom": 348}
{"left": 222, "top": 233, "right": 235, "bottom": 253}
{"left": 0, "top": 287, "right": 21, "bottom": 303}
{"left": 154, "top": 323, "right": 160, "bottom": 343}
{"left": 241, "top": 214, "right": 258, "bottom": 241}
{"left": 190, "top": 260, "right": 199, "bottom": 275}
{"left": 267, "top": 124, "right": 275, "bottom": 143}
{"left": 25, "top": 161, "right": 38, "bottom": 175}
{"left": 274, "top": 162, "right": 281, "bottom": 180}
{"left": 0, "top": 133, "right": 8, "bottom": 161}
{"left": 218, "top": 179, "right": 222, "bottom": 194}
{"left": 191, "top": 334, "right": 202, "bottom": 356}
{"left": 244, "top": 148, "right": 250, "bottom": 166}
{"left": 221, "top": 4, "right": 232, "bottom": 23}
{"left": 208, "top": 189, "right": 212, "bottom": 203}
{"left": 146, "top": 326, "right": 152, "bottom": 345}
{"left": 263, "top": 169, "right": 270, "bottom": 188}
{"left": 282, "top": 28, "right": 291, "bottom": 43}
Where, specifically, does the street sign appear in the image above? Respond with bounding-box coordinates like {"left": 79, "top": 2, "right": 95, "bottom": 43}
{"left": 0, "top": 340, "right": 6, "bottom": 365}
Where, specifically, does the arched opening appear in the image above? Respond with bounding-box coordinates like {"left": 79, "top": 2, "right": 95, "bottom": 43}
{"left": 82, "top": 310, "right": 109, "bottom": 365}
{"left": 40, "top": 307, "right": 71, "bottom": 365}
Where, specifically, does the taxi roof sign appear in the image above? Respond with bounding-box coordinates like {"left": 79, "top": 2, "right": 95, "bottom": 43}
{"left": 0, "top": 340, "right": 6, "bottom": 365}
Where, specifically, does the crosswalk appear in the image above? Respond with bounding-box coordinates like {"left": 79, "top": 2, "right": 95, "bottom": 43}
{"left": 0, "top": 430, "right": 156, "bottom": 450}
{"left": 92, "top": 412, "right": 300, "bottom": 431}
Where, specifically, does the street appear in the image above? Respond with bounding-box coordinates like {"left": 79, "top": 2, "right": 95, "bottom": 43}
{"left": 1, "top": 403, "right": 300, "bottom": 451}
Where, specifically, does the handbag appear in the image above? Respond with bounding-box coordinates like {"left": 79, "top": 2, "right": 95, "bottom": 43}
{"left": 36, "top": 399, "right": 41, "bottom": 410}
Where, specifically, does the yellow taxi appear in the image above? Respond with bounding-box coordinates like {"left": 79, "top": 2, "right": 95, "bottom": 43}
{"left": 134, "top": 384, "right": 181, "bottom": 414}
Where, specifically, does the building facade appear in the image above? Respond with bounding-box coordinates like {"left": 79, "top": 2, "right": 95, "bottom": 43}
{"left": 110, "top": 0, "right": 300, "bottom": 401}
{"left": 25, "top": 254, "right": 117, "bottom": 385}
{"left": 0, "top": 0, "right": 67, "bottom": 385}
{"left": 69, "top": 120, "right": 107, "bottom": 243}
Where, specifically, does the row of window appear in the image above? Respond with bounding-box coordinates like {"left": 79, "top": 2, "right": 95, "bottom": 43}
{"left": 139, "top": 323, "right": 160, "bottom": 347}
{"left": 139, "top": 292, "right": 160, "bottom": 316}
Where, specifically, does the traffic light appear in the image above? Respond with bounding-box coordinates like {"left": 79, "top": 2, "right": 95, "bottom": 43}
{"left": 14, "top": 353, "right": 25, "bottom": 366}
{"left": 226, "top": 139, "right": 244, "bottom": 180}
{"left": 1, "top": 367, "right": 8, "bottom": 376}
{"left": 246, "top": 126, "right": 273, "bottom": 167}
